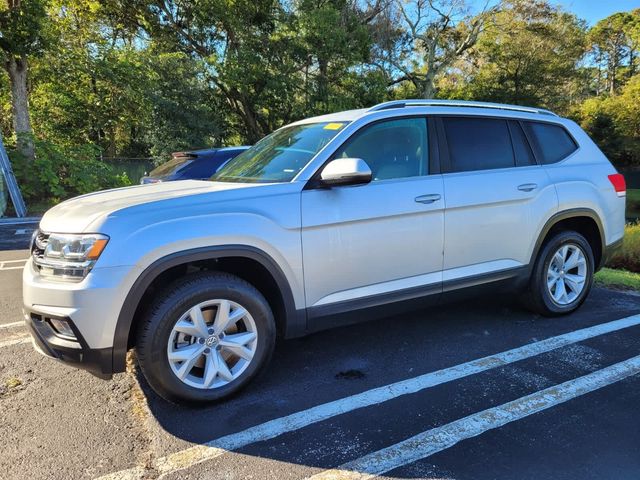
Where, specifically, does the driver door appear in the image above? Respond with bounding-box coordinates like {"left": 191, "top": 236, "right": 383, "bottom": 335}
{"left": 301, "top": 117, "right": 445, "bottom": 315}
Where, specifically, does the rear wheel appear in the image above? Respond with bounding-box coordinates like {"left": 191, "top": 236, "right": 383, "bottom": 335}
{"left": 524, "top": 230, "right": 594, "bottom": 316}
{"left": 136, "top": 272, "right": 276, "bottom": 404}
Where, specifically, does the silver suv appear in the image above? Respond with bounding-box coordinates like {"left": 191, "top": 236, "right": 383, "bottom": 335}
{"left": 23, "top": 100, "right": 626, "bottom": 404}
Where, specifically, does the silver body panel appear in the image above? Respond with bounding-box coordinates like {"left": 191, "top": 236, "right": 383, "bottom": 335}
{"left": 24, "top": 103, "right": 626, "bottom": 350}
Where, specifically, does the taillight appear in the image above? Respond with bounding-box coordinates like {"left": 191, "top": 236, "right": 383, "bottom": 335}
{"left": 608, "top": 173, "right": 626, "bottom": 196}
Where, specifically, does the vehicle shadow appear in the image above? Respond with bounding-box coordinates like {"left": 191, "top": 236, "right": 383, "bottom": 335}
{"left": 132, "top": 287, "right": 638, "bottom": 475}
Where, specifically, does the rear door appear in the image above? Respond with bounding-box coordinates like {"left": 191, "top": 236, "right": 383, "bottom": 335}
{"left": 439, "top": 116, "right": 557, "bottom": 285}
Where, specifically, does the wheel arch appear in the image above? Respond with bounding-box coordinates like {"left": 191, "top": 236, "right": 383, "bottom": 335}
{"left": 112, "top": 245, "right": 304, "bottom": 373}
{"left": 529, "top": 208, "right": 605, "bottom": 275}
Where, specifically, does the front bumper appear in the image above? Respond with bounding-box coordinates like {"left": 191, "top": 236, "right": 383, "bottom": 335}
{"left": 25, "top": 310, "right": 113, "bottom": 379}
{"left": 23, "top": 259, "right": 137, "bottom": 378}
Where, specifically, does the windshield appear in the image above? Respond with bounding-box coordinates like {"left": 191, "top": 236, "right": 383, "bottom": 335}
{"left": 211, "top": 122, "right": 348, "bottom": 183}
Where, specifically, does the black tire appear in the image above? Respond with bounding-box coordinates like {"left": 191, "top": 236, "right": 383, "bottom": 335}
{"left": 523, "top": 230, "right": 595, "bottom": 316}
{"left": 136, "top": 271, "right": 276, "bottom": 405}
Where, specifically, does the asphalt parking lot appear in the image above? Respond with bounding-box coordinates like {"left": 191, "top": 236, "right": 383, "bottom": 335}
{"left": 1, "top": 222, "right": 639, "bottom": 480}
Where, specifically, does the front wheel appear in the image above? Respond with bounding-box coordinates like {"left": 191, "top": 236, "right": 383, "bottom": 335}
{"left": 523, "top": 230, "right": 595, "bottom": 316}
{"left": 136, "top": 272, "right": 276, "bottom": 404}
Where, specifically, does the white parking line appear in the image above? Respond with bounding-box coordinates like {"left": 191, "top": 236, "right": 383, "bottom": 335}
{"left": 0, "top": 258, "right": 29, "bottom": 271}
{"left": 0, "top": 321, "right": 25, "bottom": 329}
{"left": 96, "top": 313, "right": 640, "bottom": 480}
{"left": 0, "top": 337, "right": 30, "bottom": 349}
{"left": 308, "top": 354, "right": 640, "bottom": 480}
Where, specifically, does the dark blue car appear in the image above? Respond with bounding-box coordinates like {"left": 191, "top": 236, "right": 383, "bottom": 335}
{"left": 140, "top": 146, "right": 250, "bottom": 184}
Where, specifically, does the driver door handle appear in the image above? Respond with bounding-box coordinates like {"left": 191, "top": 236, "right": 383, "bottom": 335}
{"left": 518, "top": 183, "right": 538, "bottom": 192}
{"left": 415, "top": 194, "right": 441, "bottom": 204}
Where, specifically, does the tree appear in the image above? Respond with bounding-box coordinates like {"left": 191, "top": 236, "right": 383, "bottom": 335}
{"left": 576, "top": 74, "right": 640, "bottom": 166}
{"left": 295, "top": 0, "right": 384, "bottom": 113}
{"left": 589, "top": 11, "right": 638, "bottom": 95}
{"left": 26, "top": 0, "right": 152, "bottom": 157}
{"left": 459, "top": 0, "right": 586, "bottom": 111}
{"left": 113, "top": 0, "right": 386, "bottom": 142}
{"left": 0, "top": 0, "right": 50, "bottom": 161}
{"left": 144, "top": 51, "right": 224, "bottom": 161}
{"left": 376, "top": 0, "right": 499, "bottom": 98}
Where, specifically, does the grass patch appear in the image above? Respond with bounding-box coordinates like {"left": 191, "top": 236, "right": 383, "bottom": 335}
{"left": 595, "top": 267, "right": 640, "bottom": 292}
{"left": 606, "top": 222, "right": 640, "bottom": 273}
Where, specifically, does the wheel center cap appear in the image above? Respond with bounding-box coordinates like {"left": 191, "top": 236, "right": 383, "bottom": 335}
{"left": 560, "top": 270, "right": 565, "bottom": 277}
{"left": 205, "top": 335, "right": 219, "bottom": 347}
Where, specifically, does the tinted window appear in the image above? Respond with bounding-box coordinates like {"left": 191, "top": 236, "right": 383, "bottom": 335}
{"left": 334, "top": 118, "right": 428, "bottom": 181}
{"left": 525, "top": 122, "right": 577, "bottom": 164}
{"left": 443, "top": 118, "right": 514, "bottom": 172}
{"left": 179, "top": 153, "right": 225, "bottom": 179}
{"left": 508, "top": 121, "right": 536, "bottom": 167}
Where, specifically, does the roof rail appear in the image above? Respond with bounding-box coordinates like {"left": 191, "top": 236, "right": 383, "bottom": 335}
{"left": 368, "top": 99, "right": 558, "bottom": 117}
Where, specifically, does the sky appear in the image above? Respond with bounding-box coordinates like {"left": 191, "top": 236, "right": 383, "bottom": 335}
{"left": 472, "top": 0, "right": 639, "bottom": 25}
{"left": 556, "top": 0, "right": 639, "bottom": 25}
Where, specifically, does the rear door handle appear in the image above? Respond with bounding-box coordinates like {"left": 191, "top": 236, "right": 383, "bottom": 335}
{"left": 415, "top": 194, "right": 441, "bottom": 204}
{"left": 518, "top": 183, "right": 538, "bottom": 192}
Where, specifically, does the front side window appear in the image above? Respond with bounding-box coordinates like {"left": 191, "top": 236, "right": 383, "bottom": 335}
{"left": 333, "top": 117, "right": 428, "bottom": 181}
{"left": 443, "top": 117, "right": 515, "bottom": 172}
{"left": 525, "top": 122, "right": 577, "bottom": 164}
{"left": 212, "top": 122, "right": 347, "bottom": 183}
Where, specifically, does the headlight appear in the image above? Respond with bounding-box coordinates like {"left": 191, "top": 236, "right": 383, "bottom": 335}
{"left": 31, "top": 231, "right": 109, "bottom": 281}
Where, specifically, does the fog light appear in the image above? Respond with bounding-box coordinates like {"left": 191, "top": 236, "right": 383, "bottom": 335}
{"left": 48, "top": 318, "right": 76, "bottom": 339}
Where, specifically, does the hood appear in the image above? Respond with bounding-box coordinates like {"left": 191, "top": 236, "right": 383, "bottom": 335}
{"left": 39, "top": 180, "right": 260, "bottom": 233}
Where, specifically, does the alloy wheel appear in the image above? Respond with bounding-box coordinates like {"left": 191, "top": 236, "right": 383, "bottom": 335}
{"left": 166, "top": 299, "right": 258, "bottom": 389}
{"left": 546, "top": 243, "right": 588, "bottom": 306}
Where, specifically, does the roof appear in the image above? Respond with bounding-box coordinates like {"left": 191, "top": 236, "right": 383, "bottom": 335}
{"left": 290, "top": 100, "right": 559, "bottom": 127}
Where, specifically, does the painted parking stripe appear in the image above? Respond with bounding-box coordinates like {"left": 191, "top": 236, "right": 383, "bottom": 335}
{"left": 0, "top": 258, "right": 28, "bottom": 271}
{"left": 0, "top": 321, "right": 25, "bottom": 329}
{"left": 97, "top": 313, "right": 640, "bottom": 480}
{"left": 308, "top": 354, "right": 640, "bottom": 480}
{"left": 0, "top": 337, "right": 30, "bottom": 349}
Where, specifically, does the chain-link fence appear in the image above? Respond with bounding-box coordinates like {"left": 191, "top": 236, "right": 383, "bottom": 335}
{"left": 102, "top": 157, "right": 154, "bottom": 184}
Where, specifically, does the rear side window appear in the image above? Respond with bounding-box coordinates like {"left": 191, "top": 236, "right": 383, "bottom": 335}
{"left": 443, "top": 117, "right": 514, "bottom": 172}
{"left": 525, "top": 122, "right": 577, "bottom": 164}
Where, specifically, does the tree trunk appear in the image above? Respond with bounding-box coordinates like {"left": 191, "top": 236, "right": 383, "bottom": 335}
{"left": 318, "top": 57, "right": 329, "bottom": 109}
{"left": 608, "top": 51, "right": 617, "bottom": 95}
{"left": 421, "top": 71, "right": 436, "bottom": 99}
{"left": 5, "top": 55, "right": 35, "bottom": 161}
{"left": 236, "top": 93, "right": 264, "bottom": 143}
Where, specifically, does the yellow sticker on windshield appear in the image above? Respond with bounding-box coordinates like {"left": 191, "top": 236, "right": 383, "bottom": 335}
{"left": 324, "top": 123, "right": 344, "bottom": 130}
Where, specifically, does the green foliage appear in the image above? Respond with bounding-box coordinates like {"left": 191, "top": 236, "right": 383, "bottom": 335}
{"left": 588, "top": 10, "right": 639, "bottom": 94}
{"left": 628, "top": 189, "right": 640, "bottom": 222}
{"left": 457, "top": 0, "right": 586, "bottom": 112}
{"left": 574, "top": 76, "right": 640, "bottom": 165}
{"left": 2, "top": 0, "right": 640, "bottom": 210}
{"left": 606, "top": 223, "right": 640, "bottom": 274}
{"left": 9, "top": 139, "right": 130, "bottom": 203}
{"left": 143, "top": 51, "right": 222, "bottom": 163}
{"left": 0, "top": 0, "right": 50, "bottom": 58}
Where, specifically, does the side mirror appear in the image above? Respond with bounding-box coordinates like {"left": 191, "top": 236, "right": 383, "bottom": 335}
{"left": 319, "top": 158, "right": 372, "bottom": 187}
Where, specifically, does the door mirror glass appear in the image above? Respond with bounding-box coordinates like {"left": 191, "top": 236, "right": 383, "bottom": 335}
{"left": 319, "top": 158, "right": 372, "bottom": 187}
